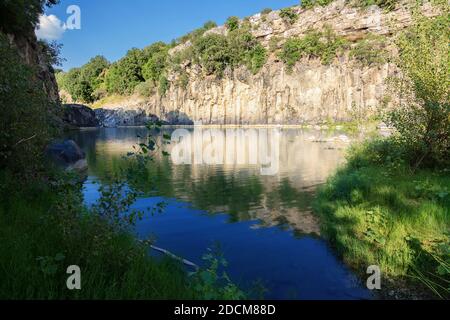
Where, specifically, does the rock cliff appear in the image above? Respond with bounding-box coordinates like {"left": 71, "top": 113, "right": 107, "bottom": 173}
{"left": 96, "top": 0, "right": 438, "bottom": 125}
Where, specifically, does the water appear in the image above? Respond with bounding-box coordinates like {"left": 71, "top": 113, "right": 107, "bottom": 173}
{"left": 70, "top": 127, "right": 372, "bottom": 300}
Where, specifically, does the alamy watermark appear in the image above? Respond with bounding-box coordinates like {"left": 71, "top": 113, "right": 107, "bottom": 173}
{"left": 170, "top": 125, "right": 281, "bottom": 176}
{"left": 366, "top": 265, "right": 381, "bottom": 290}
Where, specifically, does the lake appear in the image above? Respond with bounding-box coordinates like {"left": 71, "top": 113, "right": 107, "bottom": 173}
{"left": 69, "top": 126, "right": 372, "bottom": 300}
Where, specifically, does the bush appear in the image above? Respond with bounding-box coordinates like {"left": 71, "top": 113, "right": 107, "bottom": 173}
{"left": 105, "top": 48, "right": 146, "bottom": 95}
{"left": 226, "top": 16, "right": 240, "bottom": 31}
{"left": 279, "top": 27, "right": 347, "bottom": 70}
{"left": 193, "top": 34, "right": 231, "bottom": 76}
{"left": 352, "top": 0, "right": 398, "bottom": 11}
{"left": 261, "top": 8, "right": 272, "bottom": 15}
{"left": 302, "top": 0, "right": 334, "bottom": 9}
{"left": 134, "top": 81, "right": 155, "bottom": 97}
{"left": 385, "top": 13, "right": 449, "bottom": 169}
{"left": 57, "top": 55, "right": 109, "bottom": 103}
{"left": 158, "top": 75, "right": 170, "bottom": 96}
{"left": 349, "top": 35, "right": 388, "bottom": 66}
{"left": 175, "top": 21, "right": 217, "bottom": 45}
{"left": 0, "top": 0, "right": 59, "bottom": 36}
{"left": 228, "top": 28, "right": 268, "bottom": 74}
{"left": 279, "top": 8, "right": 298, "bottom": 24}
{"left": 246, "top": 44, "right": 267, "bottom": 74}
{"left": 177, "top": 72, "right": 190, "bottom": 89}
{"left": 142, "top": 49, "right": 169, "bottom": 83}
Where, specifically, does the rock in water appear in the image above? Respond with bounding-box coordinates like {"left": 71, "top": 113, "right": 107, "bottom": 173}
{"left": 46, "top": 140, "right": 87, "bottom": 171}
{"left": 63, "top": 104, "right": 99, "bottom": 128}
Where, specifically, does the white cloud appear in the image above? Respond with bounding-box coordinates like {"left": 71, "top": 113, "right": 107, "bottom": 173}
{"left": 35, "top": 14, "right": 66, "bottom": 41}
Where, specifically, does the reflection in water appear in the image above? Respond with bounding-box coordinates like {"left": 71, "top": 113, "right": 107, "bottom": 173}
{"left": 70, "top": 127, "right": 372, "bottom": 300}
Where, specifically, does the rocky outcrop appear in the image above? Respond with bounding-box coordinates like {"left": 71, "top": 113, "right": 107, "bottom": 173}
{"left": 63, "top": 104, "right": 99, "bottom": 127}
{"left": 94, "top": 108, "right": 157, "bottom": 127}
{"left": 5, "top": 32, "right": 59, "bottom": 103}
{"left": 95, "top": 0, "right": 438, "bottom": 125}
{"left": 46, "top": 140, "right": 87, "bottom": 171}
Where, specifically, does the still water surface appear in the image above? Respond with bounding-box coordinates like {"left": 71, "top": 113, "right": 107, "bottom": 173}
{"left": 70, "top": 127, "right": 372, "bottom": 300}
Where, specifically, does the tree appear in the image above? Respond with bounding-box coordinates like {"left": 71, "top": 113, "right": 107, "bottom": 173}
{"left": 193, "top": 34, "right": 231, "bottom": 76}
{"left": 142, "top": 45, "right": 169, "bottom": 83}
{"left": 105, "top": 48, "right": 146, "bottom": 95}
{"left": 386, "top": 12, "right": 449, "bottom": 168}
{"left": 0, "top": 0, "right": 60, "bottom": 35}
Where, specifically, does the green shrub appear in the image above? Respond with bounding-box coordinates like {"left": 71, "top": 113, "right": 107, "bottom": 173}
{"left": 226, "top": 16, "right": 240, "bottom": 31}
{"left": 142, "top": 49, "right": 169, "bottom": 83}
{"left": 193, "top": 34, "right": 231, "bottom": 76}
{"left": 385, "top": 13, "right": 449, "bottom": 169}
{"left": 105, "top": 48, "right": 146, "bottom": 95}
{"left": 176, "top": 21, "right": 217, "bottom": 45}
{"left": 134, "top": 81, "right": 155, "bottom": 97}
{"left": 279, "top": 27, "right": 347, "bottom": 70}
{"left": 0, "top": 0, "right": 59, "bottom": 36}
{"left": 279, "top": 8, "right": 298, "bottom": 24}
{"left": 57, "top": 55, "right": 109, "bottom": 103}
{"left": 178, "top": 72, "right": 190, "bottom": 89}
{"left": 351, "top": 0, "right": 398, "bottom": 11}
{"left": 261, "top": 8, "right": 272, "bottom": 15}
{"left": 246, "top": 44, "right": 267, "bottom": 74}
{"left": 158, "top": 75, "right": 170, "bottom": 96}
{"left": 349, "top": 35, "right": 387, "bottom": 66}
{"left": 302, "top": 0, "right": 334, "bottom": 9}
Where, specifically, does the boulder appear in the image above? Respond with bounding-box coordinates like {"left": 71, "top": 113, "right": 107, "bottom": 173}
{"left": 63, "top": 104, "right": 99, "bottom": 128}
{"left": 46, "top": 140, "right": 87, "bottom": 171}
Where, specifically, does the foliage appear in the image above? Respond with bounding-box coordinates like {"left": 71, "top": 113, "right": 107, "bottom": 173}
{"left": 142, "top": 47, "right": 169, "bottom": 83}
{"left": 261, "top": 8, "right": 273, "bottom": 15}
{"left": 279, "top": 8, "right": 298, "bottom": 25}
{"left": 178, "top": 72, "right": 190, "bottom": 89}
{"left": 384, "top": 13, "right": 449, "bottom": 169}
{"left": 314, "top": 139, "right": 450, "bottom": 299}
{"left": 0, "top": 0, "right": 59, "bottom": 35}
{"left": 279, "top": 27, "right": 347, "bottom": 70}
{"left": 0, "top": 34, "right": 56, "bottom": 176}
{"left": 349, "top": 35, "right": 388, "bottom": 66}
{"left": 57, "top": 56, "right": 110, "bottom": 103}
{"left": 193, "top": 34, "right": 231, "bottom": 76}
{"left": 158, "top": 75, "right": 170, "bottom": 96}
{"left": 134, "top": 80, "right": 155, "bottom": 97}
{"left": 0, "top": 172, "right": 236, "bottom": 299}
{"left": 191, "top": 27, "right": 268, "bottom": 77}
{"left": 105, "top": 48, "right": 146, "bottom": 95}
{"left": 38, "top": 40, "right": 65, "bottom": 67}
{"left": 190, "top": 246, "right": 246, "bottom": 300}
{"left": 351, "top": 0, "right": 398, "bottom": 11}
{"left": 227, "top": 28, "right": 268, "bottom": 74}
{"left": 302, "top": 0, "right": 334, "bottom": 9}
{"left": 226, "top": 16, "right": 240, "bottom": 31}
{"left": 176, "top": 21, "right": 217, "bottom": 45}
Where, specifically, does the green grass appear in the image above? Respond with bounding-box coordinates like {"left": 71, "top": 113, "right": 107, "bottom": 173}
{"left": 314, "top": 140, "right": 450, "bottom": 298}
{"left": 0, "top": 171, "right": 245, "bottom": 300}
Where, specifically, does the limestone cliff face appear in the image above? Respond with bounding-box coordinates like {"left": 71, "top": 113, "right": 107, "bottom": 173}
{"left": 100, "top": 0, "right": 437, "bottom": 125}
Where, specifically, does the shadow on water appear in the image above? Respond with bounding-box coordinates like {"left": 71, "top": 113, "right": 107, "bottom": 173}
{"left": 69, "top": 127, "right": 373, "bottom": 300}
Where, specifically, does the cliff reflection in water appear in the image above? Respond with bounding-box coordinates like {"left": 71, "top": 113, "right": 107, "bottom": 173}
{"left": 70, "top": 127, "right": 349, "bottom": 236}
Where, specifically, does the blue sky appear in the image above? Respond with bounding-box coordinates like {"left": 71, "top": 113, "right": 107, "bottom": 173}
{"left": 40, "top": 0, "right": 299, "bottom": 71}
